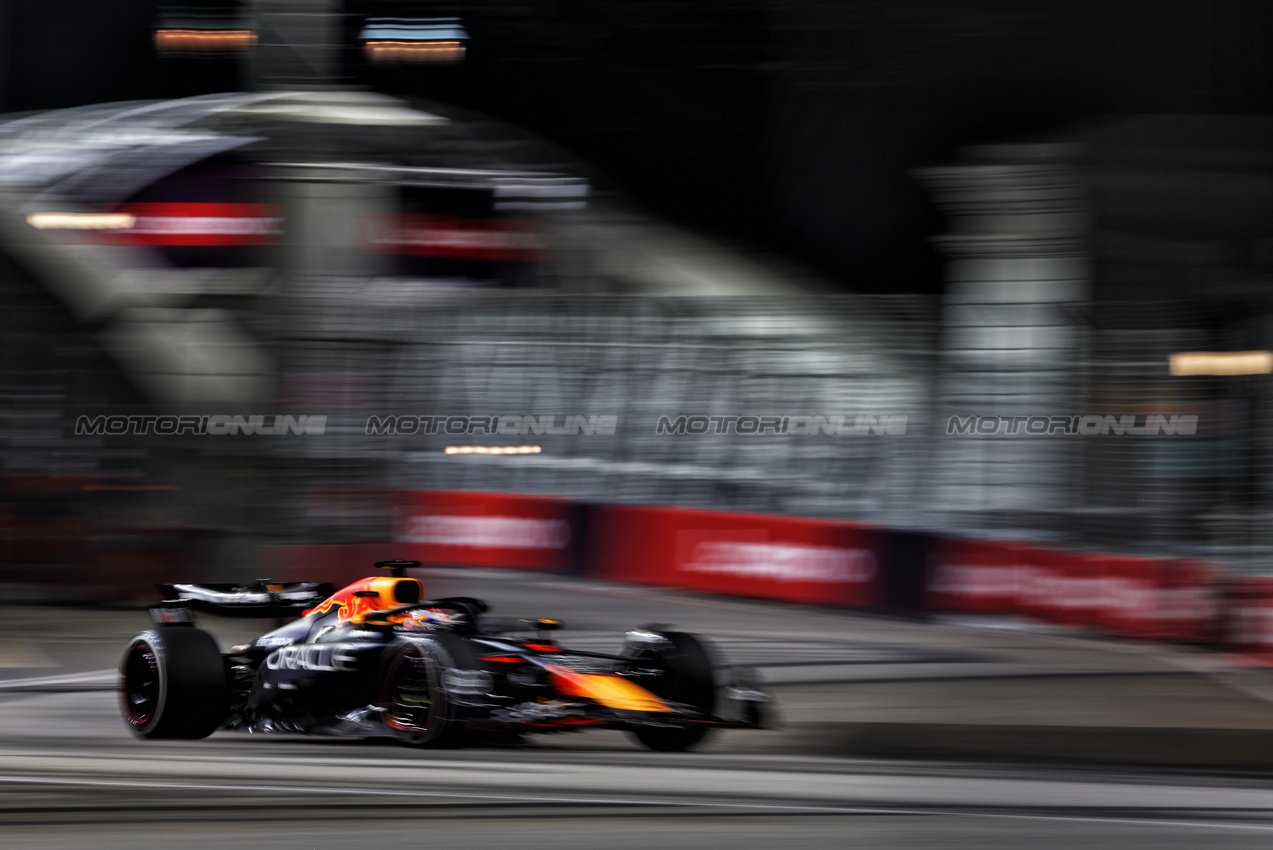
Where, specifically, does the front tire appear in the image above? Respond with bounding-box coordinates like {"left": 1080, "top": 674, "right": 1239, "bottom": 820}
{"left": 119, "top": 628, "right": 227, "bottom": 740}
{"left": 625, "top": 630, "right": 717, "bottom": 752}
{"left": 378, "top": 638, "right": 468, "bottom": 747}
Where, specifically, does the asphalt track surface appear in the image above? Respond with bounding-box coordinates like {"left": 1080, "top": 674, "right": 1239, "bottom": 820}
{"left": 3, "top": 569, "right": 1273, "bottom": 848}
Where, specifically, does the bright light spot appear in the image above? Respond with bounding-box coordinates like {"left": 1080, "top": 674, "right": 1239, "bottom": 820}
{"left": 1169, "top": 351, "right": 1273, "bottom": 376}
{"left": 364, "top": 40, "right": 466, "bottom": 63}
{"left": 155, "top": 28, "right": 257, "bottom": 54}
{"left": 27, "top": 212, "right": 137, "bottom": 231}
{"left": 445, "top": 446, "right": 542, "bottom": 455}
{"left": 359, "top": 17, "right": 469, "bottom": 42}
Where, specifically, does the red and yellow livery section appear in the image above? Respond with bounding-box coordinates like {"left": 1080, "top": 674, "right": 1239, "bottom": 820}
{"left": 546, "top": 666, "right": 671, "bottom": 713}
{"left": 304, "top": 576, "right": 423, "bottom": 623}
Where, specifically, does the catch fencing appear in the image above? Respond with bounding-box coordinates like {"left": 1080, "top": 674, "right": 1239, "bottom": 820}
{"left": 262, "top": 287, "right": 1271, "bottom": 569}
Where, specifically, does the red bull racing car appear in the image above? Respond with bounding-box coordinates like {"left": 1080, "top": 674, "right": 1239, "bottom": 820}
{"left": 119, "top": 560, "right": 770, "bottom": 751}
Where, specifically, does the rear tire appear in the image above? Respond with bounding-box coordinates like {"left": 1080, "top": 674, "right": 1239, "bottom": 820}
{"left": 625, "top": 631, "right": 716, "bottom": 752}
{"left": 119, "top": 628, "right": 227, "bottom": 740}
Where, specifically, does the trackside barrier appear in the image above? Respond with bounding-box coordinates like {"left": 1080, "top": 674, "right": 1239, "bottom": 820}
{"left": 584, "top": 505, "right": 884, "bottom": 608}
{"left": 1223, "top": 577, "right": 1273, "bottom": 660}
{"left": 1092, "top": 554, "right": 1162, "bottom": 638}
{"left": 254, "top": 490, "right": 1222, "bottom": 647}
{"left": 925, "top": 538, "right": 1220, "bottom": 643}
{"left": 394, "top": 490, "right": 580, "bottom": 572}
{"left": 926, "top": 538, "right": 1022, "bottom": 614}
{"left": 260, "top": 492, "right": 580, "bottom": 587}
{"left": 1160, "top": 560, "right": 1221, "bottom": 644}
{"left": 876, "top": 529, "right": 932, "bottom": 615}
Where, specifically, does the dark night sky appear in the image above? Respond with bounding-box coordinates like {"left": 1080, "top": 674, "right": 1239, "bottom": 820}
{"left": 2, "top": 1, "right": 1271, "bottom": 293}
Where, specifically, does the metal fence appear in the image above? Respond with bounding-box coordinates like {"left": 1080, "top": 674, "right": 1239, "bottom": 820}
{"left": 258, "top": 284, "right": 1273, "bottom": 569}
{"left": 266, "top": 287, "right": 934, "bottom": 539}
{"left": 2, "top": 246, "right": 1265, "bottom": 568}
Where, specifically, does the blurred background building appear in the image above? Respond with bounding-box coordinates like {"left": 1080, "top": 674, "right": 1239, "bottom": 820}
{"left": 0, "top": 1, "right": 1271, "bottom": 593}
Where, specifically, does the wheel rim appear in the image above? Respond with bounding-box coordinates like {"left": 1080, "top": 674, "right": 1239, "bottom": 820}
{"left": 383, "top": 648, "right": 439, "bottom": 737}
{"left": 121, "top": 643, "right": 160, "bottom": 727}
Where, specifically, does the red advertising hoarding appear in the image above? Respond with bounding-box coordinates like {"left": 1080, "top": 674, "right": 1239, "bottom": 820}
{"left": 1223, "top": 577, "right": 1273, "bottom": 658}
{"left": 926, "top": 536, "right": 1220, "bottom": 643}
{"left": 1089, "top": 554, "right": 1161, "bottom": 637}
{"left": 586, "top": 505, "right": 882, "bottom": 607}
{"left": 395, "top": 490, "right": 576, "bottom": 571}
{"left": 1158, "top": 559, "right": 1219, "bottom": 644}
{"left": 926, "top": 538, "right": 1022, "bottom": 613}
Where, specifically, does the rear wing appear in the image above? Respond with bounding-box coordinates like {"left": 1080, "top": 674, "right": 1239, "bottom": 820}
{"left": 155, "top": 581, "right": 335, "bottom": 619}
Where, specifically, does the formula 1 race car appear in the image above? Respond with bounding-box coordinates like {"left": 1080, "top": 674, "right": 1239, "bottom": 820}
{"left": 119, "top": 560, "right": 770, "bottom": 751}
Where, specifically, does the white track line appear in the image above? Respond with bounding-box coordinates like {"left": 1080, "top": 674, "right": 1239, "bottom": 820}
{"left": 0, "top": 669, "right": 114, "bottom": 690}
{"left": 2, "top": 775, "right": 1273, "bottom": 833}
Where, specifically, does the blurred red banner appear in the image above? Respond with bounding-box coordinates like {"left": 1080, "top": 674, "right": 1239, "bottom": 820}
{"left": 108, "top": 202, "right": 281, "bottom": 246}
{"left": 395, "top": 490, "right": 576, "bottom": 571}
{"left": 927, "top": 537, "right": 1219, "bottom": 642}
{"left": 585, "top": 505, "right": 882, "bottom": 607}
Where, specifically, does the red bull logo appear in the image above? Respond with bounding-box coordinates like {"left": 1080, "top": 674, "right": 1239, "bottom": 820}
{"left": 307, "top": 576, "right": 423, "bottom": 623}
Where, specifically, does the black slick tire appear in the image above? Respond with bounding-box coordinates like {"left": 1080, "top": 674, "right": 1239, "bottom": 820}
{"left": 119, "top": 628, "right": 228, "bottom": 740}
{"left": 626, "top": 630, "right": 717, "bottom": 752}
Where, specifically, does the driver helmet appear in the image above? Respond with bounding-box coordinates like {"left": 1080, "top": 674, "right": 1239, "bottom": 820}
{"left": 400, "top": 607, "right": 463, "bottom": 631}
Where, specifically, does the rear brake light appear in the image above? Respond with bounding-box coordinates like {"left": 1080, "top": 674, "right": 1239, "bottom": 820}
{"left": 480, "top": 656, "right": 524, "bottom": 663}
